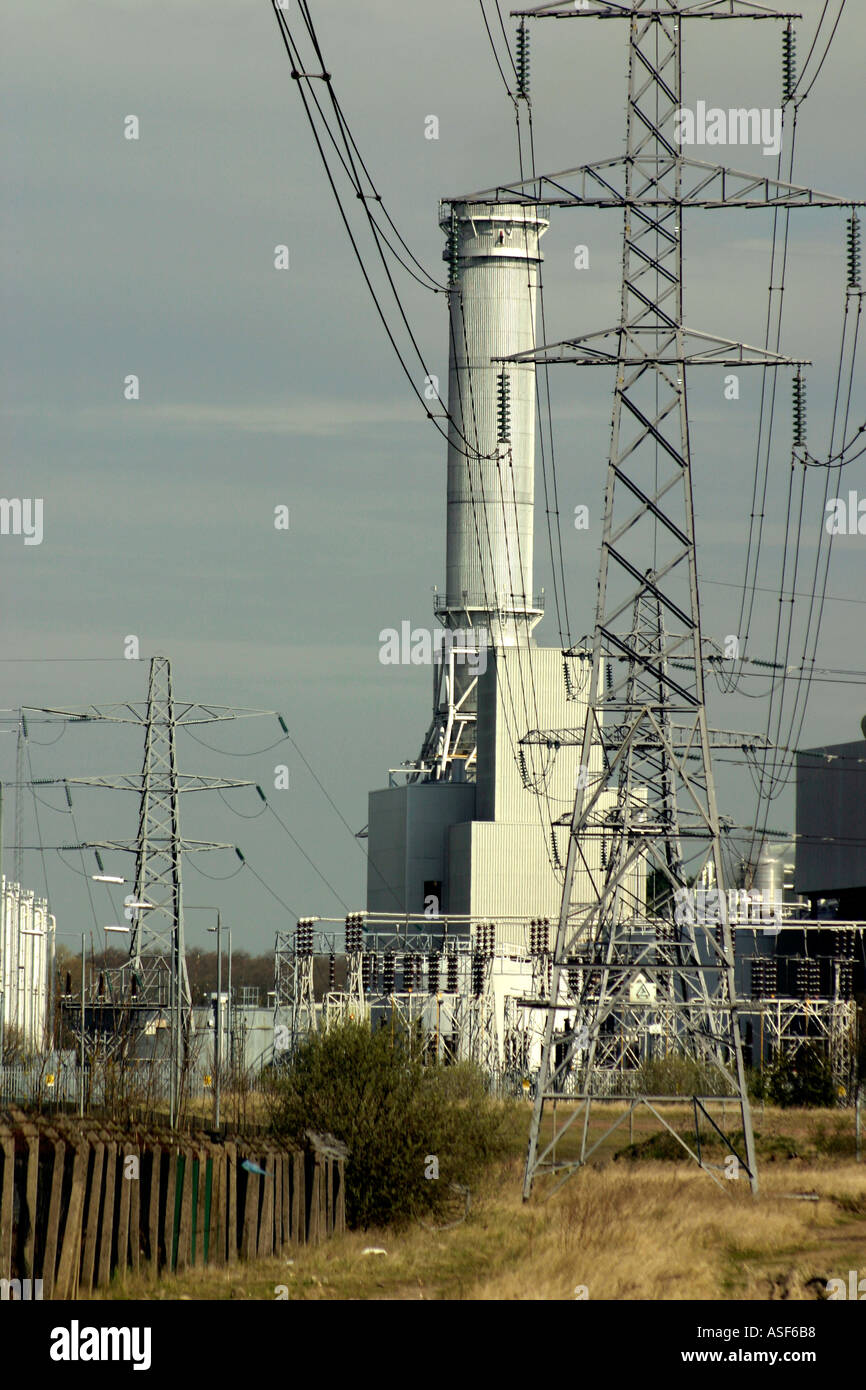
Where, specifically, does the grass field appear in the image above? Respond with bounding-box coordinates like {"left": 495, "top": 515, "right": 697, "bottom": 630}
{"left": 89, "top": 1103, "right": 866, "bottom": 1302}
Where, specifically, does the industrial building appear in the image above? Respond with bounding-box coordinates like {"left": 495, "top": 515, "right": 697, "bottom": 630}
{"left": 795, "top": 731, "right": 866, "bottom": 920}
{"left": 0, "top": 877, "right": 56, "bottom": 1053}
{"left": 365, "top": 202, "right": 613, "bottom": 940}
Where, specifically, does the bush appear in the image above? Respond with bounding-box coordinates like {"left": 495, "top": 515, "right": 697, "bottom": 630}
{"left": 636, "top": 1055, "right": 737, "bottom": 1097}
{"left": 758, "top": 1046, "right": 837, "bottom": 1108}
{"left": 810, "top": 1117, "right": 856, "bottom": 1157}
{"left": 264, "top": 1020, "right": 518, "bottom": 1228}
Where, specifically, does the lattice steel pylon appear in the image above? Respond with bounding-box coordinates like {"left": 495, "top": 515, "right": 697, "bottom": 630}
{"left": 124, "top": 656, "right": 187, "bottom": 1010}
{"left": 452, "top": 0, "right": 866, "bottom": 1200}
{"left": 26, "top": 654, "right": 275, "bottom": 1123}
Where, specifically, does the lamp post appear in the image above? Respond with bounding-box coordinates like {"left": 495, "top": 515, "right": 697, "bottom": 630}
{"left": 208, "top": 916, "right": 222, "bottom": 1129}
{"left": 209, "top": 923, "right": 232, "bottom": 1125}
{"left": 185, "top": 906, "right": 224, "bottom": 1129}
{"left": 0, "top": 782, "right": 4, "bottom": 1067}
{"left": 91, "top": 878, "right": 160, "bottom": 1108}
{"left": 80, "top": 932, "right": 85, "bottom": 1116}
{"left": 53, "top": 930, "right": 88, "bottom": 1115}
{"left": 227, "top": 929, "right": 232, "bottom": 1073}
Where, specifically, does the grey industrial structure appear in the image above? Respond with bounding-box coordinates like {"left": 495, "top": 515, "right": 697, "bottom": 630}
{"left": 365, "top": 202, "right": 614, "bottom": 937}
{"left": 796, "top": 738, "right": 866, "bottom": 920}
{"left": 3, "top": 3, "right": 863, "bottom": 1158}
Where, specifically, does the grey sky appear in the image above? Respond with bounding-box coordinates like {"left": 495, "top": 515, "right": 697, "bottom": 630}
{"left": 2, "top": 0, "right": 863, "bottom": 955}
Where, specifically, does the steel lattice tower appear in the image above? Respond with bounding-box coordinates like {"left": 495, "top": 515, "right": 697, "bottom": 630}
{"left": 130, "top": 655, "right": 188, "bottom": 1013}
{"left": 445, "top": 0, "right": 863, "bottom": 1198}
{"left": 26, "top": 655, "right": 276, "bottom": 1123}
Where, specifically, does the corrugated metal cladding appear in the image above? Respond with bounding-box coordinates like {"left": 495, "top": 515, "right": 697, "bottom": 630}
{"left": 366, "top": 782, "right": 476, "bottom": 915}
{"left": 796, "top": 740, "right": 866, "bottom": 893}
{"left": 449, "top": 647, "right": 614, "bottom": 941}
{"left": 477, "top": 646, "right": 578, "bottom": 824}
{"left": 444, "top": 204, "right": 548, "bottom": 621}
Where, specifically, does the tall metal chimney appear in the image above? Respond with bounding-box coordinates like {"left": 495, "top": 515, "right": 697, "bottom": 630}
{"left": 439, "top": 201, "right": 549, "bottom": 651}
{"left": 412, "top": 201, "right": 550, "bottom": 781}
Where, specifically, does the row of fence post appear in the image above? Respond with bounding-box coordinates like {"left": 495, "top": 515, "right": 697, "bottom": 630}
{"left": 0, "top": 1110, "right": 347, "bottom": 1298}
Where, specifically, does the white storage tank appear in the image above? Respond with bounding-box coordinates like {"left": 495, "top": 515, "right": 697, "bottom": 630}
{"left": 0, "top": 876, "right": 56, "bottom": 1052}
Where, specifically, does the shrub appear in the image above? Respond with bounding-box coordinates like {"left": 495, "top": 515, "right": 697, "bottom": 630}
{"left": 760, "top": 1046, "right": 837, "bottom": 1108}
{"left": 264, "top": 1020, "right": 518, "bottom": 1228}
{"left": 636, "top": 1055, "right": 737, "bottom": 1097}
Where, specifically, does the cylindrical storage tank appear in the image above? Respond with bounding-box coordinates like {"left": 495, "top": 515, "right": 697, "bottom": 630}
{"left": 440, "top": 201, "right": 549, "bottom": 652}
{"left": 751, "top": 840, "right": 790, "bottom": 920}
{"left": 0, "top": 879, "right": 52, "bottom": 1051}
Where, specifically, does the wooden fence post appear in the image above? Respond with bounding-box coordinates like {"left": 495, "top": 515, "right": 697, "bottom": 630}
{"left": 148, "top": 1142, "right": 162, "bottom": 1277}
{"left": 325, "top": 1155, "right": 333, "bottom": 1238}
{"left": 162, "top": 1147, "right": 178, "bottom": 1274}
{"left": 55, "top": 1140, "right": 88, "bottom": 1301}
{"left": 129, "top": 1141, "right": 141, "bottom": 1274}
{"left": 283, "top": 1150, "right": 293, "bottom": 1251}
{"left": 96, "top": 1139, "right": 118, "bottom": 1289}
{"left": 80, "top": 1138, "right": 105, "bottom": 1294}
{"left": 332, "top": 1156, "right": 346, "bottom": 1234}
{"left": 272, "top": 1147, "right": 283, "bottom": 1256}
{"left": 0, "top": 1132, "right": 14, "bottom": 1282}
{"left": 194, "top": 1147, "right": 208, "bottom": 1267}
{"left": 115, "top": 1142, "right": 134, "bottom": 1280}
{"left": 175, "top": 1146, "right": 193, "bottom": 1272}
{"left": 22, "top": 1132, "right": 39, "bottom": 1279}
{"left": 210, "top": 1146, "right": 225, "bottom": 1267}
{"left": 308, "top": 1154, "right": 321, "bottom": 1247}
{"left": 42, "top": 1138, "right": 66, "bottom": 1299}
{"left": 240, "top": 1156, "right": 259, "bottom": 1261}
{"left": 259, "top": 1151, "right": 274, "bottom": 1258}
{"left": 225, "top": 1141, "right": 238, "bottom": 1264}
{"left": 292, "top": 1150, "right": 304, "bottom": 1246}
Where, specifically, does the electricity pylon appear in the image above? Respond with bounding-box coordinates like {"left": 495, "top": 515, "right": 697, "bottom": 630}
{"left": 26, "top": 654, "right": 274, "bottom": 1123}
{"left": 453, "top": 0, "right": 863, "bottom": 1197}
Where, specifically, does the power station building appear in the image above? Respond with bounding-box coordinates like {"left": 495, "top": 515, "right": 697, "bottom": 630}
{"left": 366, "top": 202, "right": 609, "bottom": 944}
{"left": 795, "top": 734, "right": 866, "bottom": 920}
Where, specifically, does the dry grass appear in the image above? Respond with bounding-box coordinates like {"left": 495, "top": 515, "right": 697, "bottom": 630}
{"left": 91, "top": 1141, "right": 866, "bottom": 1302}
{"left": 465, "top": 1159, "right": 866, "bottom": 1301}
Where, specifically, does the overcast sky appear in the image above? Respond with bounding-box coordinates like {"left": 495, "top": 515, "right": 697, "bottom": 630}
{"left": 2, "top": 0, "right": 863, "bottom": 956}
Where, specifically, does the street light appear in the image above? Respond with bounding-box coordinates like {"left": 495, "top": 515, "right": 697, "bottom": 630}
{"left": 53, "top": 930, "right": 88, "bottom": 1115}
{"left": 90, "top": 884, "right": 158, "bottom": 1112}
{"left": 79, "top": 932, "right": 85, "bottom": 1115}
{"left": 207, "top": 919, "right": 223, "bottom": 1129}
{"left": 185, "top": 906, "right": 228, "bottom": 1130}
